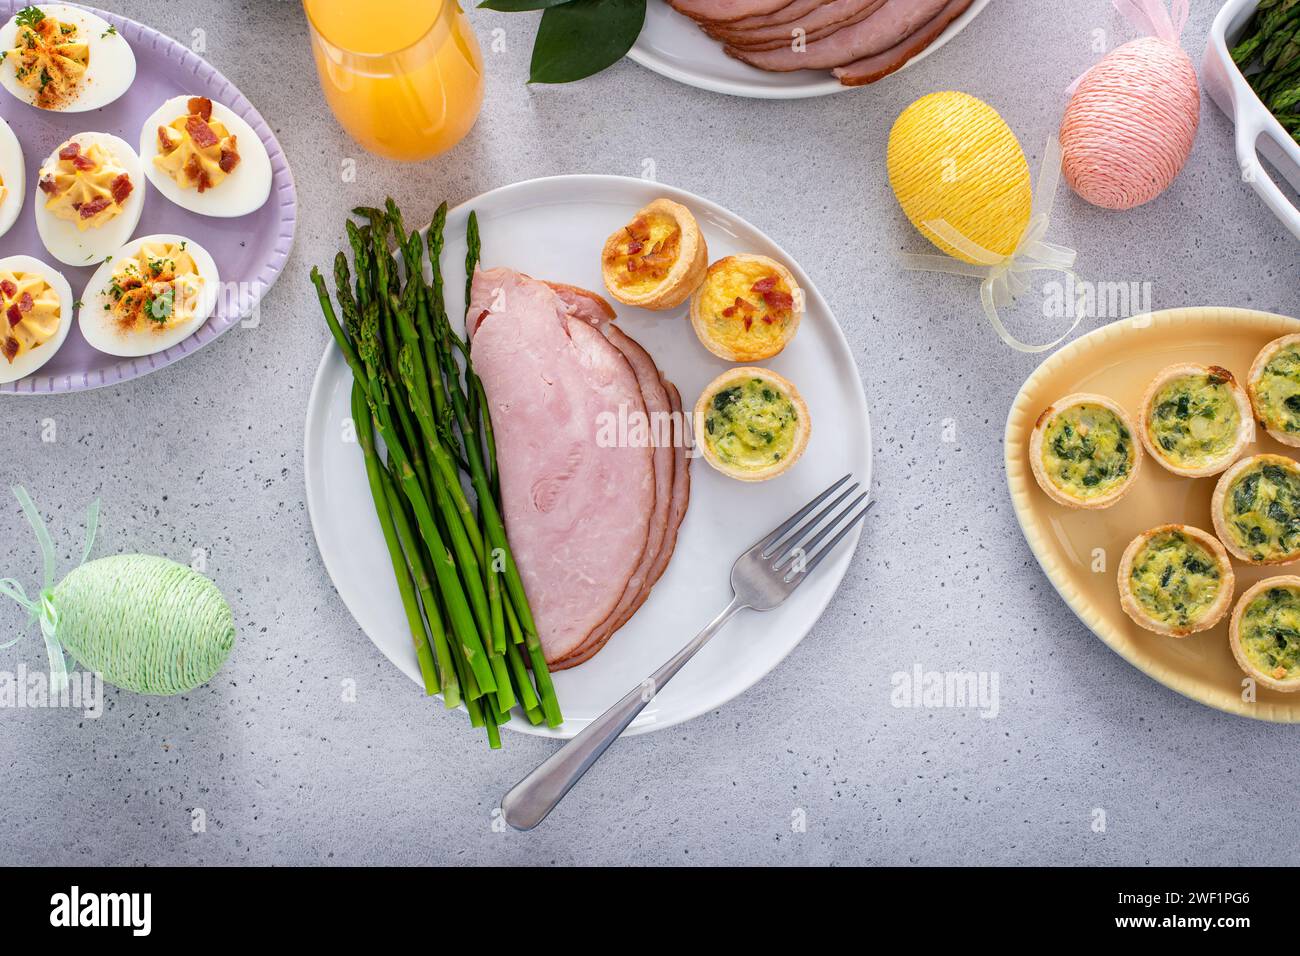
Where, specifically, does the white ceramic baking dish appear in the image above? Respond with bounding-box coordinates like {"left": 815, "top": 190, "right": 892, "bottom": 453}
{"left": 1204, "top": 0, "right": 1300, "bottom": 240}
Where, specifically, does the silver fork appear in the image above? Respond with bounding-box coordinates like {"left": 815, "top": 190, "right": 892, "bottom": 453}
{"left": 500, "top": 474, "right": 872, "bottom": 830}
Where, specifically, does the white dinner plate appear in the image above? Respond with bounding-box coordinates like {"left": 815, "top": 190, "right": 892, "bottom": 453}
{"left": 304, "top": 175, "right": 872, "bottom": 737}
{"left": 628, "top": 0, "right": 993, "bottom": 99}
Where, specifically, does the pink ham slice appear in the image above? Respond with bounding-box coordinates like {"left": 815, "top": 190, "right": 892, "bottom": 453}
{"left": 545, "top": 282, "right": 616, "bottom": 327}
{"left": 552, "top": 326, "right": 674, "bottom": 668}
{"left": 709, "top": 0, "right": 888, "bottom": 49}
{"left": 557, "top": 379, "right": 692, "bottom": 669}
{"left": 725, "top": 0, "right": 949, "bottom": 71}
{"left": 469, "top": 267, "right": 655, "bottom": 664}
{"left": 833, "top": 0, "right": 972, "bottom": 85}
{"left": 709, "top": 0, "right": 826, "bottom": 32}
{"left": 668, "top": 0, "right": 795, "bottom": 22}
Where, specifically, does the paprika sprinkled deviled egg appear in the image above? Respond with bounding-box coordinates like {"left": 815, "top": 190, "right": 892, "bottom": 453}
{"left": 0, "top": 114, "right": 24, "bottom": 238}
{"left": 0, "top": 4, "right": 135, "bottom": 112}
{"left": 78, "top": 234, "right": 219, "bottom": 357}
{"left": 0, "top": 254, "right": 73, "bottom": 385}
{"left": 139, "top": 95, "right": 272, "bottom": 217}
{"left": 34, "top": 132, "right": 144, "bottom": 266}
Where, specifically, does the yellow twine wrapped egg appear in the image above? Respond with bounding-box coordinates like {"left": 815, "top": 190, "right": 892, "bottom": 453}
{"left": 887, "top": 91, "right": 1032, "bottom": 264}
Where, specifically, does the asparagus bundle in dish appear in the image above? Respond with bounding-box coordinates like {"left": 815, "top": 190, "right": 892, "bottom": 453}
{"left": 311, "top": 199, "right": 562, "bottom": 748}
{"left": 1232, "top": 0, "right": 1300, "bottom": 143}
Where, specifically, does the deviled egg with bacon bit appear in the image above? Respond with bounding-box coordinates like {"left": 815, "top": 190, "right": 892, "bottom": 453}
{"left": 0, "top": 114, "right": 24, "bottom": 238}
{"left": 0, "top": 4, "right": 135, "bottom": 112}
{"left": 79, "top": 235, "right": 219, "bottom": 357}
{"left": 0, "top": 254, "right": 73, "bottom": 384}
{"left": 140, "top": 95, "right": 272, "bottom": 218}
{"left": 35, "top": 132, "right": 144, "bottom": 266}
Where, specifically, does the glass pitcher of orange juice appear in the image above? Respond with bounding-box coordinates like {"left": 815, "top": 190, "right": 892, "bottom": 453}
{"left": 303, "top": 0, "right": 484, "bottom": 162}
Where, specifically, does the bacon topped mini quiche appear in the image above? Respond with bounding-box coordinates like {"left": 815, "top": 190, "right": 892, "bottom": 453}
{"left": 1212, "top": 454, "right": 1300, "bottom": 565}
{"left": 1118, "top": 524, "right": 1234, "bottom": 637}
{"left": 1029, "top": 393, "right": 1142, "bottom": 509}
{"left": 1230, "top": 577, "right": 1300, "bottom": 692}
{"left": 689, "top": 253, "right": 802, "bottom": 362}
{"left": 1139, "top": 363, "right": 1252, "bottom": 477}
{"left": 600, "top": 198, "right": 706, "bottom": 311}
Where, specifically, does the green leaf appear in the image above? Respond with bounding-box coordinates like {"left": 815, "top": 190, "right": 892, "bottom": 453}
{"left": 479, "top": 0, "right": 572, "bottom": 11}
{"left": 528, "top": 0, "right": 646, "bottom": 84}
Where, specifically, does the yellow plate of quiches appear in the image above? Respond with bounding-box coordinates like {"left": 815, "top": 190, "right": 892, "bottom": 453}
{"left": 1006, "top": 307, "right": 1300, "bottom": 722}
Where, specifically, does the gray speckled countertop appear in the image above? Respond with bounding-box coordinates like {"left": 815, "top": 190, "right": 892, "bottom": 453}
{"left": 1, "top": 0, "right": 1298, "bottom": 866}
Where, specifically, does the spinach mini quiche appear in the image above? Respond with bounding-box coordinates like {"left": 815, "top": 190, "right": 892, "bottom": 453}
{"left": 694, "top": 366, "right": 809, "bottom": 482}
{"left": 1229, "top": 577, "right": 1300, "bottom": 692}
{"left": 1212, "top": 454, "right": 1300, "bottom": 565}
{"left": 1247, "top": 333, "right": 1300, "bottom": 448}
{"left": 1138, "top": 363, "right": 1252, "bottom": 477}
{"left": 1118, "top": 525, "right": 1234, "bottom": 637}
{"left": 1029, "top": 393, "right": 1141, "bottom": 509}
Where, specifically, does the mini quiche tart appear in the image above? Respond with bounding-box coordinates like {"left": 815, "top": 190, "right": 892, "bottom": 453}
{"left": 1138, "top": 363, "right": 1252, "bottom": 477}
{"left": 690, "top": 254, "right": 802, "bottom": 362}
{"left": 1117, "top": 525, "right": 1234, "bottom": 637}
{"left": 1229, "top": 577, "right": 1300, "bottom": 692}
{"left": 600, "top": 198, "right": 707, "bottom": 311}
{"left": 1028, "top": 393, "right": 1141, "bottom": 509}
{"left": 694, "top": 367, "right": 809, "bottom": 482}
{"left": 1212, "top": 454, "right": 1300, "bottom": 565}
{"left": 1247, "top": 333, "right": 1300, "bottom": 448}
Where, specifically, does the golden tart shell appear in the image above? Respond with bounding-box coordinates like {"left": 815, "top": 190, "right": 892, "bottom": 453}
{"left": 600, "top": 198, "right": 707, "bottom": 311}
{"left": 1229, "top": 576, "right": 1300, "bottom": 692}
{"left": 1117, "top": 524, "right": 1234, "bottom": 637}
{"left": 689, "top": 253, "right": 802, "bottom": 362}
{"left": 1211, "top": 453, "right": 1300, "bottom": 566}
{"left": 1137, "top": 363, "right": 1252, "bottom": 478}
{"left": 1028, "top": 392, "right": 1142, "bottom": 510}
{"left": 1247, "top": 333, "right": 1300, "bottom": 449}
{"left": 693, "top": 366, "right": 810, "bottom": 482}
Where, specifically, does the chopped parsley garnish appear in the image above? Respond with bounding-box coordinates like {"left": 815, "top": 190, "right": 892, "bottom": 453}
{"left": 148, "top": 289, "right": 174, "bottom": 323}
{"left": 101, "top": 25, "right": 116, "bottom": 38}
{"left": 15, "top": 7, "right": 44, "bottom": 29}
{"left": 38, "top": 66, "right": 51, "bottom": 90}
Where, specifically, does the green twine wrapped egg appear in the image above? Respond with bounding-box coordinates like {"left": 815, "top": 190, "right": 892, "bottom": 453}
{"left": 54, "top": 554, "right": 235, "bottom": 695}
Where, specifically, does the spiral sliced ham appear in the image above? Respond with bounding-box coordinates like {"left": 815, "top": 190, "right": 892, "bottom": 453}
{"left": 470, "top": 268, "right": 654, "bottom": 663}
{"left": 666, "top": 0, "right": 970, "bottom": 85}
{"left": 708, "top": 0, "right": 888, "bottom": 50}
{"left": 725, "top": 0, "right": 950, "bottom": 71}
{"left": 470, "top": 267, "right": 688, "bottom": 667}
{"left": 833, "top": 0, "right": 972, "bottom": 85}
{"left": 668, "top": 0, "right": 795, "bottom": 22}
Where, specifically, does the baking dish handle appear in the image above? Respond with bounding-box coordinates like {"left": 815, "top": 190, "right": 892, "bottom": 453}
{"left": 1236, "top": 106, "right": 1300, "bottom": 241}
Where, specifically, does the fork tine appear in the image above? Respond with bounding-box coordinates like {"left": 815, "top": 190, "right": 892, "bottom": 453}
{"left": 785, "top": 498, "right": 874, "bottom": 583}
{"left": 771, "top": 485, "right": 861, "bottom": 568}
{"left": 754, "top": 474, "right": 852, "bottom": 557}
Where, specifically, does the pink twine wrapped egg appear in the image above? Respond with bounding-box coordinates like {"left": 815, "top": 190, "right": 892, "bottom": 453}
{"left": 1060, "top": 36, "right": 1199, "bottom": 210}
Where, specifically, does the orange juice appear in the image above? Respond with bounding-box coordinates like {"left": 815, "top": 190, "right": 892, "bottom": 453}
{"left": 303, "top": 0, "right": 484, "bottom": 162}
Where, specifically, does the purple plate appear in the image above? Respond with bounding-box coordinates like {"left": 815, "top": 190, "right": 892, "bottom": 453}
{"left": 0, "top": 0, "right": 296, "bottom": 394}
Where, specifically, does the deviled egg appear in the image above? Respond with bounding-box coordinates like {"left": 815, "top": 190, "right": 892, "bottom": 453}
{"left": 79, "top": 234, "right": 219, "bottom": 357}
{"left": 0, "top": 4, "right": 135, "bottom": 112}
{"left": 140, "top": 95, "right": 272, "bottom": 218}
{"left": 34, "top": 132, "right": 144, "bottom": 266}
{"left": 0, "top": 114, "right": 24, "bottom": 238}
{"left": 0, "top": 254, "right": 73, "bottom": 385}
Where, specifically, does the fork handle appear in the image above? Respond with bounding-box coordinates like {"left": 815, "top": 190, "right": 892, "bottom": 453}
{"left": 501, "top": 597, "right": 746, "bottom": 831}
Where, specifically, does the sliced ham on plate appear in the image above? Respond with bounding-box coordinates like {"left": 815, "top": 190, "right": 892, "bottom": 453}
{"left": 725, "top": 0, "right": 951, "bottom": 71}
{"left": 833, "top": 0, "right": 973, "bottom": 85}
{"left": 708, "top": 0, "right": 888, "bottom": 50}
{"left": 668, "top": 0, "right": 796, "bottom": 23}
{"left": 470, "top": 267, "right": 689, "bottom": 668}
{"left": 470, "top": 267, "right": 655, "bottom": 664}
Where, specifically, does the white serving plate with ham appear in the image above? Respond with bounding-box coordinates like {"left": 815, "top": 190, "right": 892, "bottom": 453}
{"left": 628, "top": 0, "right": 991, "bottom": 99}
{"left": 304, "top": 175, "right": 871, "bottom": 737}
